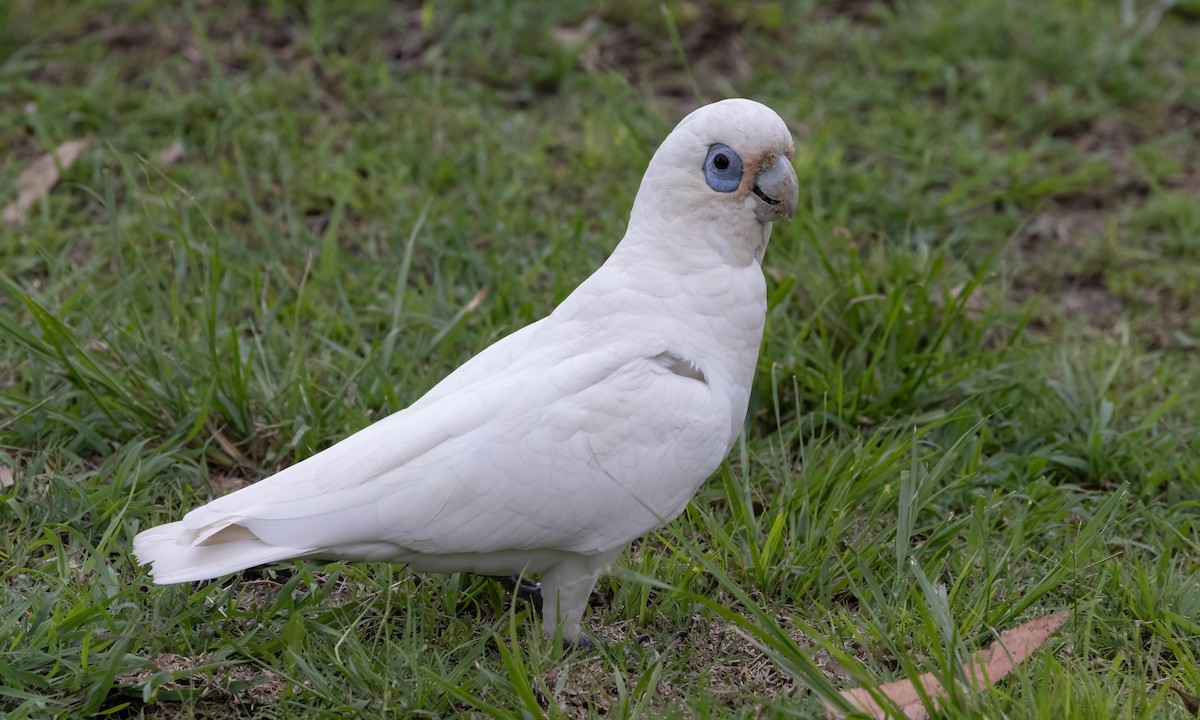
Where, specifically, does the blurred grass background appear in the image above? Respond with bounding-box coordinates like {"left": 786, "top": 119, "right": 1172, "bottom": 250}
{"left": 1, "top": 0, "right": 1198, "bottom": 717}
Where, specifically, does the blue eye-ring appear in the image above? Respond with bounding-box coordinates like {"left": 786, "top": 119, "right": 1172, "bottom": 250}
{"left": 703, "top": 144, "right": 743, "bottom": 193}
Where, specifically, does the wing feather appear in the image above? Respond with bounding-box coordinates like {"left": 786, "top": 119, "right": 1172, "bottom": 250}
{"left": 181, "top": 328, "right": 729, "bottom": 558}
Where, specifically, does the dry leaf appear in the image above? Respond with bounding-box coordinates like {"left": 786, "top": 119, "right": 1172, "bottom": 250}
{"left": 552, "top": 16, "right": 601, "bottom": 71}
{"left": 157, "top": 141, "right": 185, "bottom": 166}
{"left": 552, "top": 15, "right": 600, "bottom": 49}
{"left": 0, "top": 466, "right": 13, "bottom": 489}
{"left": 208, "top": 424, "right": 249, "bottom": 467}
{"left": 466, "top": 286, "right": 488, "bottom": 312}
{"left": 213, "top": 474, "right": 248, "bottom": 493}
{"left": 825, "top": 611, "right": 1069, "bottom": 719}
{"left": 2, "top": 138, "right": 91, "bottom": 226}
{"left": 1173, "top": 685, "right": 1200, "bottom": 716}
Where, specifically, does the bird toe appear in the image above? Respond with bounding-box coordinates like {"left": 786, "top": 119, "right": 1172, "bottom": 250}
{"left": 565, "top": 632, "right": 597, "bottom": 654}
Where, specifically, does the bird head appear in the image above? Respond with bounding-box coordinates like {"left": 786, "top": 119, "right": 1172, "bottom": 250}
{"left": 627, "top": 99, "right": 798, "bottom": 266}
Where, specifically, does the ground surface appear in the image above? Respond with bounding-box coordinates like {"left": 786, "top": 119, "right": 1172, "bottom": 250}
{"left": 1, "top": 0, "right": 1198, "bottom": 717}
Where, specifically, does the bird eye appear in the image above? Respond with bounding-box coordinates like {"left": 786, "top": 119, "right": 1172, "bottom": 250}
{"left": 703, "top": 144, "right": 742, "bottom": 193}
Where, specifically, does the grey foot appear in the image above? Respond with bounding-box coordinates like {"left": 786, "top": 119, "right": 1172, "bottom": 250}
{"left": 490, "top": 575, "right": 607, "bottom": 610}
{"left": 491, "top": 575, "right": 544, "bottom": 610}
{"left": 565, "top": 632, "right": 596, "bottom": 653}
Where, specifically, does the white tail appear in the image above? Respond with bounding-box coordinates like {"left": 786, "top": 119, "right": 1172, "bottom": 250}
{"left": 132, "top": 521, "right": 309, "bottom": 584}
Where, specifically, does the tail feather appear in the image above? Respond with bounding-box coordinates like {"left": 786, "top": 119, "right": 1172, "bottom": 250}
{"left": 132, "top": 521, "right": 311, "bottom": 584}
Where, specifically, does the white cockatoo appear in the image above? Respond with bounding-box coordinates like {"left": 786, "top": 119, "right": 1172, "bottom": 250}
{"left": 133, "top": 98, "right": 798, "bottom": 648}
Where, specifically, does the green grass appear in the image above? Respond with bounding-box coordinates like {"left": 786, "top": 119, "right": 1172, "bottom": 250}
{"left": 2, "top": 0, "right": 1198, "bottom": 717}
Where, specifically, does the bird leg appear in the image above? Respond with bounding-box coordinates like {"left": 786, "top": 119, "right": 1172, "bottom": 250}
{"left": 537, "top": 555, "right": 613, "bottom": 651}
{"left": 490, "top": 574, "right": 593, "bottom": 651}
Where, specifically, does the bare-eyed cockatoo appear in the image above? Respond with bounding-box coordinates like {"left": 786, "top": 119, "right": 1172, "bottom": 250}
{"left": 133, "top": 98, "right": 798, "bottom": 648}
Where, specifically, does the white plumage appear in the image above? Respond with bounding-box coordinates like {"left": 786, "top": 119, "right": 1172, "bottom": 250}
{"left": 133, "top": 98, "right": 798, "bottom": 646}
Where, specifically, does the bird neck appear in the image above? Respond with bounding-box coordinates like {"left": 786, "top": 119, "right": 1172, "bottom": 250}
{"left": 620, "top": 212, "right": 773, "bottom": 271}
{"left": 563, "top": 231, "right": 769, "bottom": 388}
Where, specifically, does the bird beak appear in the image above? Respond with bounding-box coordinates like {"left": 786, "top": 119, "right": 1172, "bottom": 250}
{"left": 751, "top": 155, "right": 799, "bottom": 223}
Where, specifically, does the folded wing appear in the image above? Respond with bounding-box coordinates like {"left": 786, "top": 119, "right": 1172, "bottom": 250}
{"left": 136, "top": 321, "right": 731, "bottom": 581}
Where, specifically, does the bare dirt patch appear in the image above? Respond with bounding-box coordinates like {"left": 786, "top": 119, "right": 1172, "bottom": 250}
{"left": 116, "top": 652, "right": 284, "bottom": 713}
{"left": 809, "top": 0, "right": 898, "bottom": 25}
{"left": 1010, "top": 111, "right": 1200, "bottom": 341}
{"left": 539, "top": 608, "right": 856, "bottom": 718}
{"left": 553, "top": 5, "right": 769, "bottom": 112}
{"left": 1018, "top": 205, "right": 1109, "bottom": 254}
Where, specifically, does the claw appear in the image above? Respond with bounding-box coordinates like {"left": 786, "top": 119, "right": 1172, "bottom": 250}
{"left": 491, "top": 575, "right": 544, "bottom": 610}
{"left": 565, "top": 632, "right": 595, "bottom": 653}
